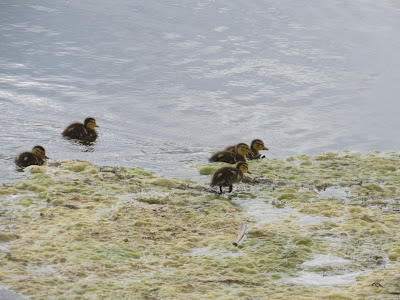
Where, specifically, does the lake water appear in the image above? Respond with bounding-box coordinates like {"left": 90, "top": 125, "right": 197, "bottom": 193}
{"left": 1, "top": 0, "right": 400, "bottom": 184}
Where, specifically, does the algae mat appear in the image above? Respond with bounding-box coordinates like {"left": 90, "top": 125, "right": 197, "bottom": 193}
{"left": 0, "top": 151, "right": 400, "bottom": 299}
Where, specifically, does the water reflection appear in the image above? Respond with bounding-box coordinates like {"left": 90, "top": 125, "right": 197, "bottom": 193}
{"left": 64, "top": 138, "right": 96, "bottom": 151}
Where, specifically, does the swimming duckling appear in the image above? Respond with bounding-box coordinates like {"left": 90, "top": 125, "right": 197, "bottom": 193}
{"left": 62, "top": 117, "right": 99, "bottom": 142}
{"left": 15, "top": 145, "right": 48, "bottom": 168}
{"left": 211, "top": 161, "right": 251, "bottom": 194}
{"left": 209, "top": 143, "right": 250, "bottom": 164}
{"left": 247, "top": 139, "right": 269, "bottom": 160}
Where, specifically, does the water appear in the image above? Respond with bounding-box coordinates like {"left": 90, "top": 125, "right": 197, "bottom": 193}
{"left": 1, "top": 0, "right": 400, "bottom": 185}
{"left": 233, "top": 198, "right": 331, "bottom": 225}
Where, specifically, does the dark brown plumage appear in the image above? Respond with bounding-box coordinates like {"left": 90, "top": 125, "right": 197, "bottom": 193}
{"left": 211, "top": 161, "right": 250, "bottom": 194}
{"left": 62, "top": 117, "right": 99, "bottom": 142}
{"left": 15, "top": 145, "right": 48, "bottom": 168}
{"left": 209, "top": 143, "right": 250, "bottom": 164}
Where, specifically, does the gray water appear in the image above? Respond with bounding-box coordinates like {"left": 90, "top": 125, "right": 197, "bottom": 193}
{"left": 1, "top": 0, "right": 400, "bottom": 185}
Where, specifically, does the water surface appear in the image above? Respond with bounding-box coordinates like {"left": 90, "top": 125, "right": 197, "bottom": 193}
{"left": 1, "top": 0, "right": 400, "bottom": 184}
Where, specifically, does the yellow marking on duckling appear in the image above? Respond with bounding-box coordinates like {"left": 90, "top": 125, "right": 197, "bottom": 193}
{"left": 238, "top": 164, "right": 249, "bottom": 174}
{"left": 87, "top": 119, "right": 98, "bottom": 130}
{"left": 254, "top": 142, "right": 264, "bottom": 150}
{"left": 32, "top": 146, "right": 47, "bottom": 159}
{"left": 236, "top": 144, "right": 250, "bottom": 156}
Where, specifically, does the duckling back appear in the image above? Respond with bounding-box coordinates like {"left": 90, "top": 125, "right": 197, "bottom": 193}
{"left": 62, "top": 122, "right": 97, "bottom": 141}
{"left": 15, "top": 152, "right": 44, "bottom": 168}
{"left": 211, "top": 166, "right": 243, "bottom": 187}
{"left": 209, "top": 150, "right": 240, "bottom": 164}
{"left": 224, "top": 145, "right": 236, "bottom": 152}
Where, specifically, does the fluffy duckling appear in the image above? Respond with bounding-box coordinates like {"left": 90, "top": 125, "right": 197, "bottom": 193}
{"left": 211, "top": 161, "right": 251, "bottom": 194}
{"left": 209, "top": 143, "right": 250, "bottom": 164}
{"left": 247, "top": 139, "right": 269, "bottom": 160}
{"left": 15, "top": 145, "right": 48, "bottom": 168}
{"left": 62, "top": 117, "right": 99, "bottom": 142}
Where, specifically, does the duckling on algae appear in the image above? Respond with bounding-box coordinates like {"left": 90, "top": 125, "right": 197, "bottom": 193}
{"left": 211, "top": 161, "right": 251, "bottom": 194}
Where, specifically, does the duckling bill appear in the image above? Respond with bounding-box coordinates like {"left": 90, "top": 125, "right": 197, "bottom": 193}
{"left": 15, "top": 145, "right": 48, "bottom": 168}
{"left": 209, "top": 143, "right": 250, "bottom": 164}
{"left": 62, "top": 117, "right": 99, "bottom": 142}
{"left": 211, "top": 161, "right": 251, "bottom": 194}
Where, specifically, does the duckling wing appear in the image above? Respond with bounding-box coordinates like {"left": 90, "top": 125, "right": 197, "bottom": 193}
{"left": 209, "top": 151, "right": 237, "bottom": 164}
{"left": 15, "top": 152, "right": 40, "bottom": 168}
{"left": 62, "top": 123, "right": 87, "bottom": 139}
{"left": 211, "top": 167, "right": 239, "bottom": 186}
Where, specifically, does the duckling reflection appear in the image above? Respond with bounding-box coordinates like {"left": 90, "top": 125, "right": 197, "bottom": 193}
{"left": 211, "top": 161, "right": 251, "bottom": 194}
{"left": 15, "top": 145, "right": 48, "bottom": 168}
{"left": 62, "top": 117, "right": 99, "bottom": 143}
{"left": 209, "top": 143, "right": 250, "bottom": 164}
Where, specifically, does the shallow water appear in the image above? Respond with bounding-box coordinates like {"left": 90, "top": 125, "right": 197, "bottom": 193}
{"left": 286, "top": 254, "right": 365, "bottom": 286}
{"left": 233, "top": 198, "right": 331, "bottom": 225}
{"left": 1, "top": 0, "right": 400, "bottom": 184}
{"left": 0, "top": 286, "right": 26, "bottom": 300}
{"left": 287, "top": 270, "right": 367, "bottom": 286}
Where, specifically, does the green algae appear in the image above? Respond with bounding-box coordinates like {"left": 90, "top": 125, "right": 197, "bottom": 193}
{"left": 1, "top": 153, "right": 400, "bottom": 299}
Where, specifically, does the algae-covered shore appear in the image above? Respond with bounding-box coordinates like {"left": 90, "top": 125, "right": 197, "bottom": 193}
{"left": 1, "top": 151, "right": 400, "bottom": 299}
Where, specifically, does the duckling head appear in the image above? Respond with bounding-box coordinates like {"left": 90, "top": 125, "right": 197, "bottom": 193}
{"left": 32, "top": 145, "right": 49, "bottom": 160}
{"left": 251, "top": 139, "right": 268, "bottom": 151}
{"left": 236, "top": 161, "right": 251, "bottom": 174}
{"left": 235, "top": 143, "right": 250, "bottom": 156}
{"left": 84, "top": 117, "right": 99, "bottom": 130}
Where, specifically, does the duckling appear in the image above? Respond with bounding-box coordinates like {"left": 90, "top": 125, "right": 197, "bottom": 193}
{"left": 15, "top": 145, "right": 48, "bottom": 168}
{"left": 247, "top": 139, "right": 269, "bottom": 160}
{"left": 62, "top": 117, "right": 99, "bottom": 142}
{"left": 209, "top": 143, "right": 250, "bottom": 164}
{"left": 211, "top": 161, "right": 251, "bottom": 194}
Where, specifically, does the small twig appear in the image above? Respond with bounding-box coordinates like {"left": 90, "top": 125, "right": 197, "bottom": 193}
{"left": 372, "top": 282, "right": 384, "bottom": 288}
{"left": 233, "top": 224, "right": 248, "bottom": 246}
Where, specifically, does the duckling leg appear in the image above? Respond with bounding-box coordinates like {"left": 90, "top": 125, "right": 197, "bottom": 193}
{"left": 228, "top": 185, "right": 233, "bottom": 193}
{"left": 219, "top": 186, "right": 224, "bottom": 194}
